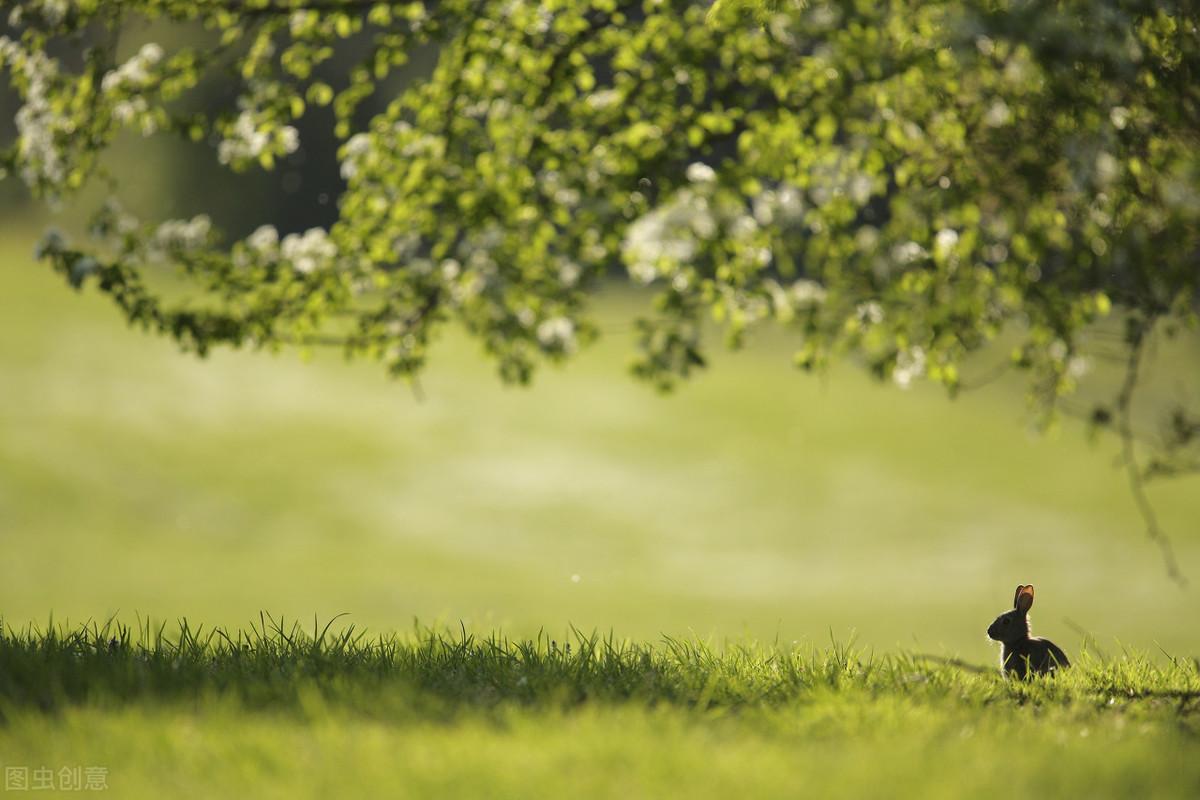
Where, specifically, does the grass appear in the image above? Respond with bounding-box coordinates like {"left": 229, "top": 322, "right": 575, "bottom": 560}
{"left": 1, "top": 619, "right": 1198, "bottom": 798}
{"left": 1, "top": 216, "right": 1199, "bottom": 797}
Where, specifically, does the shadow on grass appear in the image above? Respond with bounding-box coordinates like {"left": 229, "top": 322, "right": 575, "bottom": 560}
{"left": 1, "top": 615, "right": 1197, "bottom": 722}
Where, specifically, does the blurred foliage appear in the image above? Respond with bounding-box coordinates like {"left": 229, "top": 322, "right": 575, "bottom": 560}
{"left": 1, "top": 1, "right": 1198, "bottom": 538}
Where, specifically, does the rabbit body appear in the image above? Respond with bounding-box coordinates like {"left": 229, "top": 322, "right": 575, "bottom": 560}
{"left": 1000, "top": 636, "right": 1070, "bottom": 678}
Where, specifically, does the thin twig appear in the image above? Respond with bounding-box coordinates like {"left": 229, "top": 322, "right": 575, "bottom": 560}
{"left": 911, "top": 653, "right": 993, "bottom": 675}
{"left": 956, "top": 359, "right": 1011, "bottom": 393}
{"left": 1057, "top": 398, "right": 1160, "bottom": 449}
{"left": 1116, "top": 318, "right": 1187, "bottom": 587}
{"left": 228, "top": 1, "right": 385, "bottom": 17}
{"left": 277, "top": 333, "right": 352, "bottom": 348}
{"left": 1063, "top": 617, "right": 1109, "bottom": 661}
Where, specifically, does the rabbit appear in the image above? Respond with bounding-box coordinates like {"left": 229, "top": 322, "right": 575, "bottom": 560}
{"left": 986, "top": 584, "right": 1070, "bottom": 678}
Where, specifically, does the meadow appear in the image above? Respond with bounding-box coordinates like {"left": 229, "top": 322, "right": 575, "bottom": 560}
{"left": 1, "top": 619, "right": 1198, "bottom": 798}
{"left": 1, "top": 220, "right": 1198, "bottom": 797}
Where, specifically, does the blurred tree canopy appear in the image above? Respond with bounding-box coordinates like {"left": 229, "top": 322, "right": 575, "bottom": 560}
{"left": 1, "top": 1, "right": 1197, "bottom": 572}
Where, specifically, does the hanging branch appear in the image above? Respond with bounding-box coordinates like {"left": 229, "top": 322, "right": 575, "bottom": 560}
{"left": 1116, "top": 316, "right": 1187, "bottom": 587}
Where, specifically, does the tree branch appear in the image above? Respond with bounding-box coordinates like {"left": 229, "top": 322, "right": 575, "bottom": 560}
{"left": 1116, "top": 317, "right": 1187, "bottom": 587}
{"left": 221, "top": 1, "right": 388, "bottom": 17}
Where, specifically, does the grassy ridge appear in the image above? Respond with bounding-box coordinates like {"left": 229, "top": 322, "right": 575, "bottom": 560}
{"left": 3, "top": 618, "right": 1198, "bottom": 715}
{"left": 1, "top": 620, "right": 1198, "bottom": 798}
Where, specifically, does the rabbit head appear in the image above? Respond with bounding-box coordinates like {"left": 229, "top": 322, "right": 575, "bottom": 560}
{"left": 987, "top": 584, "right": 1034, "bottom": 645}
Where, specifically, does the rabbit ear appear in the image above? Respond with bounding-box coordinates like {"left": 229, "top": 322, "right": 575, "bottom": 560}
{"left": 1012, "top": 585, "right": 1027, "bottom": 608}
{"left": 1015, "top": 585, "right": 1035, "bottom": 613}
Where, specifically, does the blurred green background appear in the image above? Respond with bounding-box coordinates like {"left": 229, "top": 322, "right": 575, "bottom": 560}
{"left": 1, "top": 210, "right": 1197, "bottom": 658}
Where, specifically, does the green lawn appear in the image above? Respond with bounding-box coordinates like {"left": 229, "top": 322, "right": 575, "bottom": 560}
{"left": 1, "top": 620, "right": 1198, "bottom": 799}
{"left": 1, "top": 220, "right": 1198, "bottom": 797}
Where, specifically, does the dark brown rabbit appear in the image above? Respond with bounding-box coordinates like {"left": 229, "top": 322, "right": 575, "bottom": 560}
{"left": 986, "top": 584, "right": 1070, "bottom": 678}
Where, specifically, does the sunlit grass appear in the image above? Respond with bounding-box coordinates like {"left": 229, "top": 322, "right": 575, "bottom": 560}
{"left": 1, "top": 619, "right": 1197, "bottom": 799}
{"left": 3, "top": 617, "right": 1197, "bottom": 713}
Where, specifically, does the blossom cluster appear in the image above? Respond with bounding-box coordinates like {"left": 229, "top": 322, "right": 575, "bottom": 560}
{"left": 240, "top": 225, "right": 339, "bottom": 275}
{"left": 215, "top": 80, "right": 301, "bottom": 168}
{"left": 217, "top": 110, "right": 300, "bottom": 167}
{"left": 0, "top": 36, "right": 69, "bottom": 190}
{"left": 100, "top": 42, "right": 166, "bottom": 134}
{"left": 622, "top": 165, "right": 795, "bottom": 290}
{"left": 153, "top": 215, "right": 212, "bottom": 255}
{"left": 100, "top": 43, "right": 164, "bottom": 93}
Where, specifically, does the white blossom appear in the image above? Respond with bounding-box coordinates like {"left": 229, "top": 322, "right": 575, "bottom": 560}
{"left": 218, "top": 108, "right": 299, "bottom": 165}
{"left": 554, "top": 187, "right": 581, "bottom": 208}
{"left": 856, "top": 301, "right": 884, "bottom": 325}
{"left": 892, "top": 241, "right": 927, "bottom": 264}
{"left": 532, "top": 7, "right": 553, "bottom": 33}
{"left": 280, "top": 227, "right": 336, "bottom": 274}
{"left": 536, "top": 316, "right": 576, "bottom": 351}
{"left": 791, "top": 279, "right": 827, "bottom": 308}
{"left": 776, "top": 185, "right": 804, "bottom": 220}
{"left": 219, "top": 111, "right": 267, "bottom": 164}
{"left": 0, "top": 36, "right": 19, "bottom": 62}
{"left": 934, "top": 228, "right": 959, "bottom": 259}
{"left": 855, "top": 226, "right": 880, "bottom": 252}
{"left": 1095, "top": 152, "right": 1120, "bottom": 185}
{"left": 247, "top": 225, "right": 280, "bottom": 254}
{"left": 290, "top": 10, "right": 316, "bottom": 35}
{"left": 623, "top": 179, "right": 774, "bottom": 284}
{"left": 585, "top": 89, "right": 621, "bottom": 111}
{"left": 754, "top": 185, "right": 806, "bottom": 224}
{"left": 849, "top": 174, "right": 873, "bottom": 205}
{"left": 558, "top": 260, "right": 582, "bottom": 287}
{"left": 892, "top": 346, "right": 926, "bottom": 389}
{"left": 622, "top": 193, "right": 703, "bottom": 283}
{"left": 3, "top": 40, "right": 72, "bottom": 189}
{"left": 100, "top": 43, "right": 164, "bottom": 93}
{"left": 628, "top": 261, "right": 658, "bottom": 285}
{"left": 339, "top": 133, "right": 372, "bottom": 180}
{"left": 449, "top": 272, "right": 486, "bottom": 304}
{"left": 112, "top": 97, "right": 148, "bottom": 124}
{"left": 685, "top": 162, "right": 717, "bottom": 183}
{"left": 984, "top": 100, "right": 1012, "bottom": 127}
{"left": 153, "top": 215, "right": 211, "bottom": 252}
{"left": 279, "top": 126, "right": 299, "bottom": 153}
{"left": 752, "top": 192, "right": 776, "bottom": 226}
{"left": 729, "top": 214, "right": 758, "bottom": 241}
{"left": 40, "top": 0, "right": 70, "bottom": 25}
{"left": 689, "top": 205, "right": 717, "bottom": 239}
